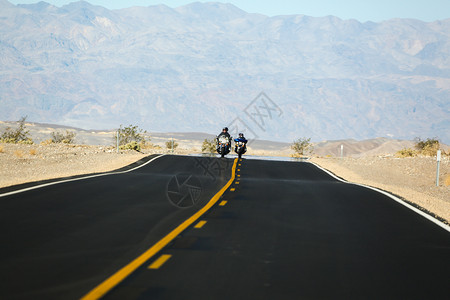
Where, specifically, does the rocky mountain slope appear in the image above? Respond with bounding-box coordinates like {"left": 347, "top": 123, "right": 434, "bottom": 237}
{"left": 1, "top": 0, "right": 449, "bottom": 142}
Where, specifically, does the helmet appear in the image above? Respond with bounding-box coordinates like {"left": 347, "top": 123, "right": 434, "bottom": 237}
{"left": 223, "top": 127, "right": 228, "bottom": 132}
{"left": 239, "top": 133, "right": 244, "bottom": 137}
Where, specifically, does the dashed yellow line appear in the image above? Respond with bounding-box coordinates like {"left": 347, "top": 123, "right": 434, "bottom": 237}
{"left": 148, "top": 254, "right": 172, "bottom": 269}
{"left": 219, "top": 200, "right": 228, "bottom": 206}
{"left": 194, "top": 220, "right": 207, "bottom": 229}
{"left": 81, "top": 158, "right": 239, "bottom": 300}
{"left": 230, "top": 188, "right": 236, "bottom": 192}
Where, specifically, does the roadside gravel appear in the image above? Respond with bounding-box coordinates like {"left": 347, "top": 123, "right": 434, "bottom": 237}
{"left": 0, "top": 143, "right": 161, "bottom": 189}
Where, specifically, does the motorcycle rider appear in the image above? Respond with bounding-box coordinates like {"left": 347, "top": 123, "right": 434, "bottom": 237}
{"left": 218, "top": 127, "right": 231, "bottom": 139}
{"left": 216, "top": 127, "right": 232, "bottom": 155}
{"left": 234, "top": 133, "right": 248, "bottom": 144}
{"left": 234, "top": 133, "right": 248, "bottom": 156}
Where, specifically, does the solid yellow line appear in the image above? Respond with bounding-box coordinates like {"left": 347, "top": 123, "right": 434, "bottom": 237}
{"left": 148, "top": 254, "right": 172, "bottom": 269}
{"left": 81, "top": 158, "right": 238, "bottom": 300}
{"left": 219, "top": 200, "right": 227, "bottom": 206}
{"left": 194, "top": 220, "right": 207, "bottom": 229}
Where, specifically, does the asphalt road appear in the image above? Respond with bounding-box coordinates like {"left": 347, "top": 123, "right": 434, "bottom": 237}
{"left": 1, "top": 155, "right": 449, "bottom": 299}
{"left": 0, "top": 154, "right": 233, "bottom": 299}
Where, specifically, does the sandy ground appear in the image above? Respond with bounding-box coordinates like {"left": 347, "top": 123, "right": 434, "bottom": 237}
{"left": 312, "top": 156, "right": 450, "bottom": 224}
{"left": 1, "top": 143, "right": 448, "bottom": 224}
{"left": 0, "top": 143, "right": 159, "bottom": 188}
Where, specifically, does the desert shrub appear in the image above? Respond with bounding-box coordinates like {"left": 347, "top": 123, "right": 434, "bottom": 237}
{"left": 291, "top": 137, "right": 314, "bottom": 157}
{"left": 414, "top": 137, "right": 440, "bottom": 156}
{"left": 29, "top": 149, "right": 37, "bottom": 155}
{"left": 40, "top": 139, "right": 53, "bottom": 145}
{"left": 396, "top": 148, "right": 417, "bottom": 157}
{"left": 115, "top": 124, "right": 149, "bottom": 146}
{"left": 51, "top": 130, "right": 76, "bottom": 144}
{"left": 0, "top": 138, "right": 16, "bottom": 144}
{"left": 201, "top": 139, "right": 216, "bottom": 153}
{"left": 0, "top": 116, "right": 33, "bottom": 144}
{"left": 139, "top": 141, "right": 154, "bottom": 150}
{"left": 18, "top": 139, "right": 34, "bottom": 144}
{"left": 165, "top": 140, "right": 179, "bottom": 151}
{"left": 119, "top": 141, "right": 140, "bottom": 151}
{"left": 422, "top": 143, "right": 440, "bottom": 156}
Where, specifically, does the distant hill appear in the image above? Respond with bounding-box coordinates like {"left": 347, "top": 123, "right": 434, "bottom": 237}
{"left": 0, "top": 1, "right": 449, "bottom": 143}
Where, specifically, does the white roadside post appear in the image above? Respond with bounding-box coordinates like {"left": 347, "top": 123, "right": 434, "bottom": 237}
{"left": 436, "top": 150, "right": 441, "bottom": 187}
{"left": 340, "top": 144, "right": 344, "bottom": 158}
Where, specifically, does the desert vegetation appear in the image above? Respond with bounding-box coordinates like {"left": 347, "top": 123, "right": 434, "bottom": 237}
{"left": 291, "top": 137, "right": 314, "bottom": 157}
{"left": 396, "top": 137, "right": 447, "bottom": 158}
{"left": 51, "top": 130, "right": 77, "bottom": 144}
{"left": 201, "top": 138, "right": 216, "bottom": 154}
{"left": 0, "top": 116, "right": 33, "bottom": 144}
{"left": 165, "top": 139, "right": 179, "bottom": 152}
{"left": 115, "top": 124, "right": 151, "bottom": 151}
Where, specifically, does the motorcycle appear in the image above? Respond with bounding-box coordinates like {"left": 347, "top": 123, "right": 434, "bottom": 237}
{"left": 234, "top": 140, "right": 247, "bottom": 159}
{"left": 216, "top": 135, "right": 231, "bottom": 158}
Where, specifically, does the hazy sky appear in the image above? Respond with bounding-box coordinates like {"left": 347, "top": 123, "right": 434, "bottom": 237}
{"left": 8, "top": 0, "right": 450, "bottom": 22}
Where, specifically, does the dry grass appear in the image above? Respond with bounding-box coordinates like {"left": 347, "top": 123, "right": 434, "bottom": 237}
{"left": 40, "top": 139, "right": 53, "bottom": 145}
{"left": 396, "top": 148, "right": 417, "bottom": 157}
{"left": 14, "top": 150, "right": 24, "bottom": 158}
{"left": 0, "top": 145, "right": 3, "bottom": 153}
{"left": 29, "top": 149, "right": 37, "bottom": 155}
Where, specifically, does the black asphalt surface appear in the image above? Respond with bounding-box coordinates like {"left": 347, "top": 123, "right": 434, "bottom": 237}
{"left": 0, "top": 155, "right": 233, "bottom": 299}
{"left": 1, "top": 156, "right": 449, "bottom": 299}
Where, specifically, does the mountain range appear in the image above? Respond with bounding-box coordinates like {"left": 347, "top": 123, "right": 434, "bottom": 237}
{"left": 1, "top": 0, "right": 449, "bottom": 142}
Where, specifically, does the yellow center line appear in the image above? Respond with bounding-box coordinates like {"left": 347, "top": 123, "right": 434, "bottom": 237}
{"left": 194, "top": 220, "right": 207, "bottom": 229}
{"left": 81, "top": 158, "right": 238, "bottom": 300}
{"left": 230, "top": 188, "right": 236, "bottom": 192}
{"left": 148, "top": 254, "right": 172, "bottom": 270}
{"left": 219, "top": 200, "right": 228, "bottom": 206}
{"left": 235, "top": 182, "right": 240, "bottom": 184}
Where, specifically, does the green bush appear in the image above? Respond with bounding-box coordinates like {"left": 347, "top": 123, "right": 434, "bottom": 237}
{"left": 396, "top": 148, "right": 417, "bottom": 157}
{"left": 0, "top": 116, "right": 33, "bottom": 144}
{"left": 165, "top": 140, "right": 179, "bottom": 151}
{"left": 115, "top": 124, "right": 149, "bottom": 146}
{"left": 119, "top": 141, "right": 140, "bottom": 151}
{"left": 51, "top": 130, "right": 76, "bottom": 144}
{"left": 201, "top": 139, "right": 216, "bottom": 153}
{"left": 414, "top": 137, "right": 440, "bottom": 156}
{"left": 291, "top": 137, "right": 314, "bottom": 157}
{"left": 0, "top": 138, "right": 34, "bottom": 144}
